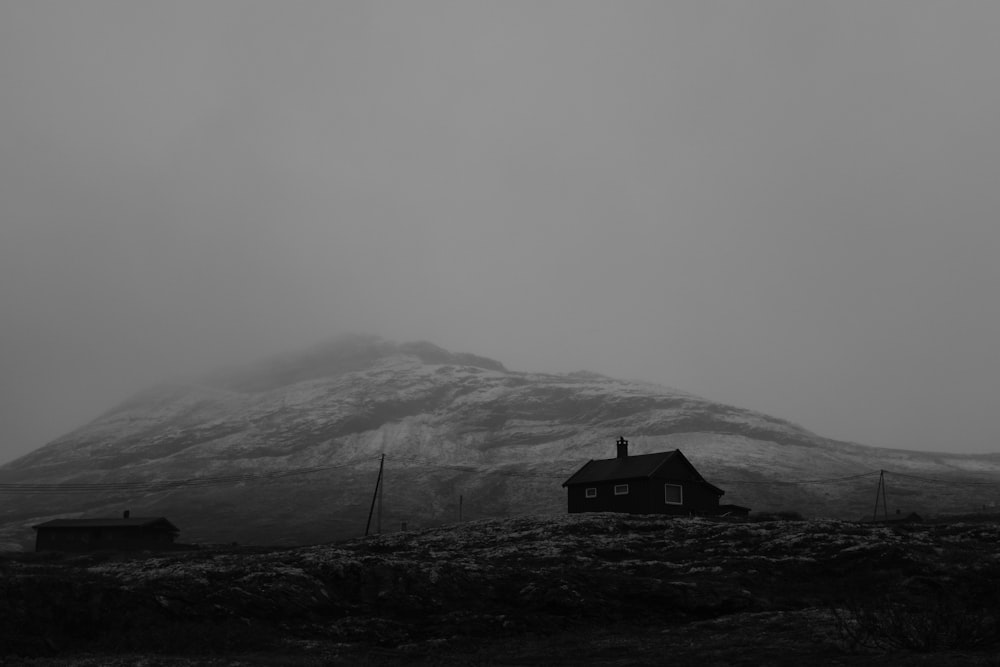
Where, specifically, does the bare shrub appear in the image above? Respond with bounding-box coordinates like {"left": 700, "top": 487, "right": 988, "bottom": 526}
{"left": 830, "top": 588, "right": 999, "bottom": 652}
{"left": 750, "top": 510, "right": 804, "bottom": 522}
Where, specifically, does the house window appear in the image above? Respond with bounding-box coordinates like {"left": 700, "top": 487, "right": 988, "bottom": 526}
{"left": 664, "top": 483, "right": 683, "bottom": 505}
{"left": 585, "top": 488, "right": 597, "bottom": 499}
{"left": 614, "top": 484, "right": 629, "bottom": 495}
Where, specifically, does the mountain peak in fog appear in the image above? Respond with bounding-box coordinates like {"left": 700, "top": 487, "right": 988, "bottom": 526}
{"left": 204, "top": 333, "right": 506, "bottom": 393}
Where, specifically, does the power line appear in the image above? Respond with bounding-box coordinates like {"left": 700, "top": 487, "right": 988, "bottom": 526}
{"left": 388, "top": 458, "right": 886, "bottom": 488}
{"left": 3, "top": 454, "right": 1000, "bottom": 497}
{"left": 883, "top": 470, "right": 1000, "bottom": 486}
{"left": 0, "top": 453, "right": 570, "bottom": 496}
{"left": 387, "top": 454, "right": 574, "bottom": 479}
{"left": 713, "top": 471, "right": 883, "bottom": 486}
{"left": 0, "top": 456, "right": 382, "bottom": 495}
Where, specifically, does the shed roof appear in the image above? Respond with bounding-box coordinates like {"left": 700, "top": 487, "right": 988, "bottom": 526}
{"left": 32, "top": 517, "right": 179, "bottom": 532}
{"left": 562, "top": 449, "right": 724, "bottom": 495}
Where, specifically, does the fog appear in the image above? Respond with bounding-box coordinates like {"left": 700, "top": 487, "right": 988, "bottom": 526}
{"left": 2, "top": 1, "right": 999, "bottom": 464}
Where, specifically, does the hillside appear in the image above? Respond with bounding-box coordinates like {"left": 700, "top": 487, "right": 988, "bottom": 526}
{"left": 5, "top": 513, "right": 1000, "bottom": 665}
{"left": 1, "top": 334, "right": 999, "bottom": 550}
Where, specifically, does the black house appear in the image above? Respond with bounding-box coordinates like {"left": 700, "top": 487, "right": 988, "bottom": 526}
{"left": 562, "top": 437, "right": 748, "bottom": 516}
{"left": 32, "top": 512, "right": 180, "bottom": 552}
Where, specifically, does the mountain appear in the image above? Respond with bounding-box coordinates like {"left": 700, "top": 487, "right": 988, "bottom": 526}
{"left": 1, "top": 333, "right": 999, "bottom": 550}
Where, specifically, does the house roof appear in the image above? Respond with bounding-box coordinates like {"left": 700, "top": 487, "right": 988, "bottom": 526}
{"left": 32, "top": 517, "right": 179, "bottom": 532}
{"left": 562, "top": 449, "right": 725, "bottom": 495}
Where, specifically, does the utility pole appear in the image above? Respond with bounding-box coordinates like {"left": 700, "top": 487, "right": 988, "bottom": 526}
{"left": 872, "top": 469, "right": 888, "bottom": 522}
{"left": 377, "top": 453, "right": 384, "bottom": 535}
{"left": 365, "top": 454, "right": 385, "bottom": 537}
{"left": 459, "top": 494, "right": 463, "bottom": 522}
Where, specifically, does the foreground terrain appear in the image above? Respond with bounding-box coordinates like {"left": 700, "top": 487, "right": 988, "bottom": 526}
{"left": 4, "top": 513, "right": 1000, "bottom": 665}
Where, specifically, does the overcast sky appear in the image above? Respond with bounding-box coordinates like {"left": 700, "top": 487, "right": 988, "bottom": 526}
{"left": 2, "top": 1, "right": 999, "bottom": 464}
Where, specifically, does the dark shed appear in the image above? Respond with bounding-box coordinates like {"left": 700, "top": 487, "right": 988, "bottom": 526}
{"left": 32, "top": 513, "right": 180, "bottom": 552}
{"left": 562, "top": 437, "right": 749, "bottom": 517}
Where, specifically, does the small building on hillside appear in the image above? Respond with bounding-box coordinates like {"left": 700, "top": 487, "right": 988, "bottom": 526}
{"left": 562, "top": 437, "right": 750, "bottom": 517}
{"left": 32, "top": 511, "right": 180, "bottom": 552}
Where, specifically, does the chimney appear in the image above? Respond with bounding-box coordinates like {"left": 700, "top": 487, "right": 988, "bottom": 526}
{"left": 123, "top": 510, "right": 130, "bottom": 519}
{"left": 616, "top": 436, "right": 629, "bottom": 459}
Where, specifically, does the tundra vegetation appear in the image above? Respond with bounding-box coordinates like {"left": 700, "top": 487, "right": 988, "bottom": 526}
{"left": 3, "top": 512, "right": 1000, "bottom": 665}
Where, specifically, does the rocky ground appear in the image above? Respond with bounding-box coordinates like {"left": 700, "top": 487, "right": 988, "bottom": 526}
{"left": 3, "top": 513, "right": 1000, "bottom": 665}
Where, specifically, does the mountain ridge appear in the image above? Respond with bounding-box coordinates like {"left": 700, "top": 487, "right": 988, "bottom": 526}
{"left": 1, "top": 334, "right": 998, "bottom": 550}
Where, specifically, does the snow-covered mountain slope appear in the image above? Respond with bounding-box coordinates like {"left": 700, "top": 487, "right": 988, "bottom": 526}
{"left": 1, "top": 334, "right": 998, "bottom": 549}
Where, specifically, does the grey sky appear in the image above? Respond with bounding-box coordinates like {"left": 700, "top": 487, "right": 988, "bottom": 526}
{"left": 2, "top": 1, "right": 998, "bottom": 463}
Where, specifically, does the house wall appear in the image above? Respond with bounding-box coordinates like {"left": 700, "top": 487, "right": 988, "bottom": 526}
{"left": 567, "top": 479, "right": 652, "bottom": 514}
{"left": 642, "top": 480, "right": 689, "bottom": 516}
{"left": 654, "top": 477, "right": 722, "bottom": 513}
{"left": 568, "top": 478, "right": 723, "bottom": 515}
{"left": 35, "top": 527, "right": 176, "bottom": 552}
